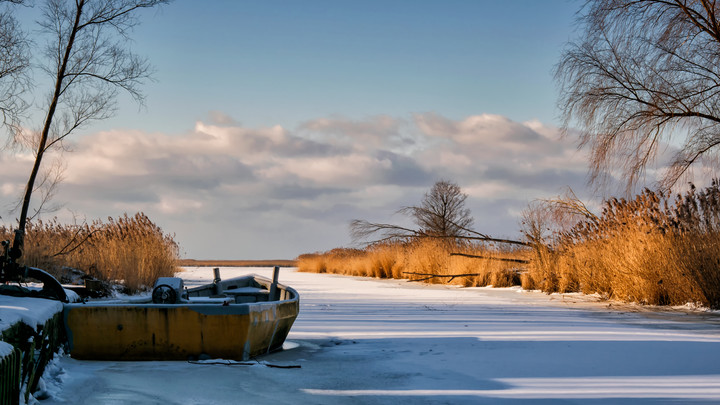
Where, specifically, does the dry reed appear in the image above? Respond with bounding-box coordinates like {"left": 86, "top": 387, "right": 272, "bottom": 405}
{"left": 522, "top": 183, "right": 720, "bottom": 308}
{"left": 300, "top": 182, "right": 720, "bottom": 309}
{"left": 0, "top": 212, "right": 179, "bottom": 293}
{"left": 297, "top": 239, "right": 528, "bottom": 288}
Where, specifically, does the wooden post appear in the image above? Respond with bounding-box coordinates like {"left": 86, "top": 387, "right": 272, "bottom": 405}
{"left": 213, "top": 267, "right": 222, "bottom": 295}
{"left": 269, "top": 266, "right": 280, "bottom": 301}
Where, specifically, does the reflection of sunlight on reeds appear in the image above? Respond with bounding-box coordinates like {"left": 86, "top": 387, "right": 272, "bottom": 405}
{"left": 304, "top": 375, "right": 720, "bottom": 399}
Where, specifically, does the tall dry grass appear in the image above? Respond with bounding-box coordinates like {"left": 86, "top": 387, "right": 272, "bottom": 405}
{"left": 0, "top": 212, "right": 179, "bottom": 292}
{"left": 298, "top": 239, "right": 528, "bottom": 288}
{"left": 300, "top": 182, "right": 720, "bottom": 309}
{"left": 522, "top": 183, "right": 720, "bottom": 308}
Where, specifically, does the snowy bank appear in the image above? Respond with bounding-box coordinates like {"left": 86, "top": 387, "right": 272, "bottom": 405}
{"left": 0, "top": 294, "right": 67, "bottom": 405}
{"left": 0, "top": 295, "right": 63, "bottom": 333}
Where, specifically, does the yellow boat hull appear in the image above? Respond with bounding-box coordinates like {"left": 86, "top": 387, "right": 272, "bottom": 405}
{"left": 63, "top": 277, "right": 299, "bottom": 361}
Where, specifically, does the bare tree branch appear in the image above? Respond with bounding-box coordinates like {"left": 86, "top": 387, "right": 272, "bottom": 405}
{"left": 52, "top": 226, "right": 102, "bottom": 257}
{"left": 349, "top": 219, "right": 420, "bottom": 243}
{"left": 403, "top": 269, "right": 525, "bottom": 282}
{"left": 6, "top": 0, "right": 169, "bottom": 260}
{"left": 448, "top": 253, "right": 530, "bottom": 264}
{"left": 350, "top": 181, "right": 529, "bottom": 247}
{"left": 557, "top": 0, "right": 720, "bottom": 193}
{"left": 400, "top": 180, "right": 474, "bottom": 239}
{"left": 0, "top": 2, "right": 30, "bottom": 144}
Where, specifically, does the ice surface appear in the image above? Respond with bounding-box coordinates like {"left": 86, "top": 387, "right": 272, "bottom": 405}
{"left": 37, "top": 267, "right": 720, "bottom": 404}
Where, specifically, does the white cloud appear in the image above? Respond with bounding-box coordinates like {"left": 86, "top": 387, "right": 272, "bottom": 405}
{"left": 155, "top": 197, "right": 204, "bottom": 215}
{"left": 1, "top": 183, "right": 19, "bottom": 197}
{"left": 0, "top": 112, "right": 598, "bottom": 259}
{"left": 299, "top": 115, "right": 406, "bottom": 151}
{"left": 257, "top": 154, "right": 392, "bottom": 186}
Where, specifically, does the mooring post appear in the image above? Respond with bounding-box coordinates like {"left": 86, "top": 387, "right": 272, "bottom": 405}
{"left": 269, "top": 266, "right": 280, "bottom": 301}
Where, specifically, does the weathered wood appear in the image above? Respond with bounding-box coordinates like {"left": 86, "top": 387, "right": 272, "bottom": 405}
{"left": 269, "top": 266, "right": 280, "bottom": 301}
{"left": 403, "top": 267, "right": 526, "bottom": 282}
{"left": 449, "top": 253, "right": 530, "bottom": 264}
{"left": 403, "top": 272, "right": 485, "bottom": 282}
{"left": 0, "top": 346, "right": 21, "bottom": 405}
{"left": 0, "top": 311, "right": 65, "bottom": 403}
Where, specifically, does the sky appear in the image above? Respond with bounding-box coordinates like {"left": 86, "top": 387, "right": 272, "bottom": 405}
{"left": 0, "top": 0, "right": 599, "bottom": 259}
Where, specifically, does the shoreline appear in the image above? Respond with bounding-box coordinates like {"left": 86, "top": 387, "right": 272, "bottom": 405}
{"left": 177, "top": 259, "right": 297, "bottom": 267}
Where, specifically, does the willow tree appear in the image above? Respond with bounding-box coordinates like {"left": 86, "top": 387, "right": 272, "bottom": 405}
{"left": 556, "top": 0, "right": 720, "bottom": 192}
{"left": 0, "top": 1, "right": 30, "bottom": 138}
{"left": 4, "top": 0, "right": 168, "bottom": 260}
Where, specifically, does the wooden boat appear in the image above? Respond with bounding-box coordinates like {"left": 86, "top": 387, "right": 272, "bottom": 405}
{"left": 62, "top": 268, "right": 299, "bottom": 361}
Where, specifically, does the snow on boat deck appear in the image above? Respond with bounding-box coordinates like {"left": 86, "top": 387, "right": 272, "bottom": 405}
{"left": 38, "top": 267, "right": 720, "bottom": 404}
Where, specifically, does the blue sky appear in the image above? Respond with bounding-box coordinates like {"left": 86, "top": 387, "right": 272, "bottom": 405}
{"left": 2, "top": 0, "right": 595, "bottom": 260}
{"left": 101, "top": 0, "right": 579, "bottom": 133}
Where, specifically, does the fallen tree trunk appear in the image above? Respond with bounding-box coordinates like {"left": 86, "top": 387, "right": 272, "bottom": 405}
{"left": 402, "top": 272, "right": 485, "bottom": 282}
{"left": 449, "top": 253, "right": 530, "bottom": 264}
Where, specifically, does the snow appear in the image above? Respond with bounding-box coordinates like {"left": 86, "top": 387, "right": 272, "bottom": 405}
{"left": 0, "top": 340, "right": 13, "bottom": 357}
{"left": 34, "top": 267, "right": 720, "bottom": 404}
{"left": 63, "top": 289, "right": 81, "bottom": 303}
{"left": 32, "top": 349, "right": 69, "bottom": 403}
{"left": 0, "top": 295, "right": 64, "bottom": 332}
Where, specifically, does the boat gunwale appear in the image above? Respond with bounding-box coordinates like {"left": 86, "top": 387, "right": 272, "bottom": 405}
{"left": 63, "top": 274, "right": 299, "bottom": 310}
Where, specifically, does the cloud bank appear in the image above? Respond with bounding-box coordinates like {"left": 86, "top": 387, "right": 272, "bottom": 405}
{"left": 0, "top": 113, "right": 590, "bottom": 259}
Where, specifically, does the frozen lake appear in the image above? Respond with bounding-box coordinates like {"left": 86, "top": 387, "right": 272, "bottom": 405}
{"left": 39, "top": 267, "right": 720, "bottom": 404}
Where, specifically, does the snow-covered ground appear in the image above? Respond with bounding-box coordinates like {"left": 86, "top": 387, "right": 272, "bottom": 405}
{"left": 38, "top": 267, "right": 720, "bottom": 404}
{"left": 0, "top": 295, "right": 64, "bottom": 332}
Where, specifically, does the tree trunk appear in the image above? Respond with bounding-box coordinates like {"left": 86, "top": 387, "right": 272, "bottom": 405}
{"left": 15, "top": 1, "right": 83, "bottom": 253}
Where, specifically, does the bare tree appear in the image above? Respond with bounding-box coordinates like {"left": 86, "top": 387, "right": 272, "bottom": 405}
{"left": 5, "top": 0, "right": 168, "bottom": 259}
{"left": 401, "top": 180, "right": 474, "bottom": 239}
{"left": 556, "top": 0, "right": 720, "bottom": 192}
{"left": 351, "top": 180, "right": 528, "bottom": 246}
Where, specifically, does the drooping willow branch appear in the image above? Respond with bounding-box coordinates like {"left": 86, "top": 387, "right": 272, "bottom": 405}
{"left": 555, "top": 0, "right": 720, "bottom": 191}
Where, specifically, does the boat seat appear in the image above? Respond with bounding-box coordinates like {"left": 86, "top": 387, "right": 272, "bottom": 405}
{"left": 223, "top": 286, "right": 269, "bottom": 303}
{"left": 187, "top": 296, "right": 234, "bottom": 304}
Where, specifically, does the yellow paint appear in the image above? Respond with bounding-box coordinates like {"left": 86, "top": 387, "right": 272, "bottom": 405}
{"left": 64, "top": 303, "right": 298, "bottom": 361}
